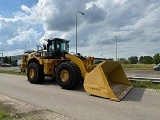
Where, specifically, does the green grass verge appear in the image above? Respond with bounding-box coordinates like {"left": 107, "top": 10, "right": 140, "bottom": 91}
{"left": 0, "top": 104, "right": 11, "bottom": 120}
{"left": 0, "top": 109, "right": 9, "bottom": 119}
{"left": 0, "top": 70, "right": 26, "bottom": 76}
{"left": 96, "top": 63, "right": 155, "bottom": 70}
{"left": 122, "top": 64, "right": 155, "bottom": 70}
{"left": 131, "top": 81, "right": 160, "bottom": 90}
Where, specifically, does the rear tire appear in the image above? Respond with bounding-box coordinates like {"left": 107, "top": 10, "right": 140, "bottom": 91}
{"left": 56, "top": 61, "right": 81, "bottom": 90}
{"left": 155, "top": 68, "right": 159, "bottom": 71}
{"left": 27, "top": 63, "right": 44, "bottom": 84}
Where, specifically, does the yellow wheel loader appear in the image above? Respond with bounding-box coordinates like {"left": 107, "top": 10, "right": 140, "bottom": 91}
{"left": 21, "top": 38, "right": 133, "bottom": 101}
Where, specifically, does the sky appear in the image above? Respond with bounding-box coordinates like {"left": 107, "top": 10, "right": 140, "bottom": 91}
{"left": 0, "top": 0, "right": 160, "bottom": 60}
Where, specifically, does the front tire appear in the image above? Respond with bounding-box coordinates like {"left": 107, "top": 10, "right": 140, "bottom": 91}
{"left": 27, "top": 63, "right": 44, "bottom": 84}
{"left": 56, "top": 61, "right": 81, "bottom": 90}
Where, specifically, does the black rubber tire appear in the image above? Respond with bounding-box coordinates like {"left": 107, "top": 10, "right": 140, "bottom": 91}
{"left": 52, "top": 76, "right": 56, "bottom": 81}
{"left": 56, "top": 61, "right": 81, "bottom": 90}
{"left": 27, "top": 63, "right": 44, "bottom": 84}
{"left": 155, "top": 68, "right": 159, "bottom": 71}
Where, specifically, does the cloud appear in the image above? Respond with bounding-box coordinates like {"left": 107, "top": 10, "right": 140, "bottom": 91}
{"left": 21, "top": 5, "right": 32, "bottom": 13}
{"left": 85, "top": 4, "right": 107, "bottom": 24}
{"left": 0, "top": 0, "right": 160, "bottom": 60}
{"left": 0, "top": 14, "right": 43, "bottom": 53}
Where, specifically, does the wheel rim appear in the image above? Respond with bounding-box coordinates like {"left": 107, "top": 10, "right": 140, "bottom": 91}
{"left": 60, "top": 69, "right": 69, "bottom": 82}
{"left": 29, "top": 68, "right": 35, "bottom": 78}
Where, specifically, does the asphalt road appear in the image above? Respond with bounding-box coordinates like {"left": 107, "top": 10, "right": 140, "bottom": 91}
{"left": 0, "top": 74, "right": 160, "bottom": 120}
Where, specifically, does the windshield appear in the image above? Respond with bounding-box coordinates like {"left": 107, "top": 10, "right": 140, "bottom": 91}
{"left": 48, "top": 41, "right": 55, "bottom": 52}
{"left": 47, "top": 40, "right": 69, "bottom": 53}
{"left": 60, "top": 42, "right": 69, "bottom": 53}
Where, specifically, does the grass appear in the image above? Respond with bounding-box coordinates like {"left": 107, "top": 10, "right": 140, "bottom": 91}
{"left": 122, "top": 64, "right": 160, "bottom": 89}
{"left": 0, "top": 70, "right": 26, "bottom": 76}
{"left": 122, "top": 64, "right": 155, "bottom": 70}
{"left": 0, "top": 109, "right": 8, "bottom": 119}
{"left": 0, "top": 104, "right": 11, "bottom": 120}
{"left": 131, "top": 81, "right": 160, "bottom": 90}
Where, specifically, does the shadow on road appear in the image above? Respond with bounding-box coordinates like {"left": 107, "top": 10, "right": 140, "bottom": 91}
{"left": 122, "top": 88, "right": 145, "bottom": 101}
{"left": 40, "top": 77, "right": 58, "bottom": 86}
{"left": 41, "top": 77, "right": 86, "bottom": 92}
{"left": 27, "top": 77, "right": 145, "bottom": 101}
{"left": 73, "top": 83, "right": 85, "bottom": 92}
{"left": 40, "top": 78, "right": 145, "bottom": 101}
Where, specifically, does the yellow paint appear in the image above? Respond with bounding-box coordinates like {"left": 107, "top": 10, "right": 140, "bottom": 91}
{"left": 65, "top": 54, "right": 95, "bottom": 78}
{"left": 84, "top": 61, "right": 133, "bottom": 101}
{"left": 60, "top": 69, "right": 69, "bottom": 82}
{"left": 29, "top": 68, "right": 34, "bottom": 78}
{"left": 21, "top": 52, "right": 133, "bottom": 101}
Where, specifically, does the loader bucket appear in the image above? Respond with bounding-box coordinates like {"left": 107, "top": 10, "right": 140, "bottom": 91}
{"left": 83, "top": 61, "right": 133, "bottom": 101}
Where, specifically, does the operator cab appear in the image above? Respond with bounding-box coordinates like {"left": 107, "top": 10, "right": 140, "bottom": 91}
{"left": 45, "top": 38, "right": 69, "bottom": 59}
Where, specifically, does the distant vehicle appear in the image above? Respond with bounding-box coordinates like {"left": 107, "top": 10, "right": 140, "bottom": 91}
{"left": 153, "top": 64, "right": 160, "bottom": 71}
{"left": 1, "top": 63, "right": 11, "bottom": 67}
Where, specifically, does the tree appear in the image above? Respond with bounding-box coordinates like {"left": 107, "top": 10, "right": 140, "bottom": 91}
{"left": 8, "top": 57, "right": 11, "bottom": 64}
{"left": 107, "top": 58, "right": 114, "bottom": 61}
{"left": 119, "top": 58, "right": 129, "bottom": 64}
{"left": 153, "top": 53, "right": 160, "bottom": 64}
{"left": 139, "top": 56, "right": 153, "bottom": 64}
{"left": 128, "top": 56, "right": 138, "bottom": 64}
{"left": 139, "top": 56, "right": 144, "bottom": 63}
{"left": 3, "top": 56, "right": 9, "bottom": 63}
{"left": 11, "top": 60, "right": 18, "bottom": 66}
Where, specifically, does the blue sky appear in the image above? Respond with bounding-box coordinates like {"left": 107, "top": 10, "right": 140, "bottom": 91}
{"left": 0, "top": 0, "right": 38, "bottom": 17}
{"left": 0, "top": 0, "right": 160, "bottom": 60}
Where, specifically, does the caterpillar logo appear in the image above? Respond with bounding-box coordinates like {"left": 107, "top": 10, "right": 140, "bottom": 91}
{"left": 90, "top": 87, "right": 101, "bottom": 91}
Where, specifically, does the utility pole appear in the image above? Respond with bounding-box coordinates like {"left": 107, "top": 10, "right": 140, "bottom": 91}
{"left": 0, "top": 45, "right": 7, "bottom": 63}
{"left": 115, "top": 36, "right": 117, "bottom": 61}
{"left": 76, "top": 11, "right": 85, "bottom": 54}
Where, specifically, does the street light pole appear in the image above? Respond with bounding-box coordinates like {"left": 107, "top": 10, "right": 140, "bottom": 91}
{"left": 2, "top": 46, "right": 3, "bottom": 63}
{"left": 0, "top": 45, "right": 7, "bottom": 63}
{"left": 0, "top": 46, "right": 3, "bottom": 63}
{"left": 76, "top": 11, "right": 85, "bottom": 54}
{"left": 115, "top": 36, "right": 117, "bottom": 61}
{"left": 25, "top": 42, "right": 26, "bottom": 52}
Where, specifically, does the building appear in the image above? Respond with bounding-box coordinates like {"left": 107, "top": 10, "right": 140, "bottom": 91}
{"left": 11, "top": 55, "right": 22, "bottom": 65}
{"left": 0, "top": 55, "right": 22, "bottom": 65}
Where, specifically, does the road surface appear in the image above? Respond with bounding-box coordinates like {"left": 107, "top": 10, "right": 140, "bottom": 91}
{"left": 0, "top": 73, "right": 160, "bottom": 120}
